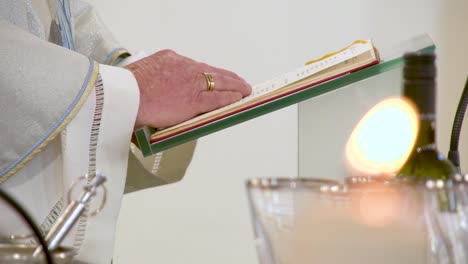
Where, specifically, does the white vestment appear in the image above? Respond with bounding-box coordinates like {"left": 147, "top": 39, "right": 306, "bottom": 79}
{"left": 0, "top": 1, "right": 196, "bottom": 263}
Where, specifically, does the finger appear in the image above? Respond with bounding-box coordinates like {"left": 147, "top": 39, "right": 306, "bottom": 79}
{"left": 208, "top": 65, "right": 242, "bottom": 79}
{"left": 200, "top": 72, "right": 252, "bottom": 97}
{"left": 211, "top": 68, "right": 251, "bottom": 95}
{"left": 197, "top": 91, "right": 243, "bottom": 113}
{"left": 199, "top": 62, "right": 249, "bottom": 83}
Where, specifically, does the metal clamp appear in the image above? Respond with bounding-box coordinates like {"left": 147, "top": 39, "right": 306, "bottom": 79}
{"left": 67, "top": 174, "right": 107, "bottom": 217}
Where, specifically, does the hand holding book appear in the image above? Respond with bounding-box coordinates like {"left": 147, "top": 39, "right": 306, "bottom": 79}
{"left": 125, "top": 49, "right": 252, "bottom": 129}
{"left": 135, "top": 39, "right": 381, "bottom": 156}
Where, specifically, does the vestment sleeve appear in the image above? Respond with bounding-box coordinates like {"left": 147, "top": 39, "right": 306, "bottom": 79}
{"left": 71, "top": 0, "right": 130, "bottom": 65}
{"left": 0, "top": 18, "right": 99, "bottom": 183}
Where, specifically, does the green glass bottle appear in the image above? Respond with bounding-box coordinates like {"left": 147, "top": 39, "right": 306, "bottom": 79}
{"left": 399, "top": 52, "right": 457, "bottom": 181}
{"left": 398, "top": 52, "right": 457, "bottom": 211}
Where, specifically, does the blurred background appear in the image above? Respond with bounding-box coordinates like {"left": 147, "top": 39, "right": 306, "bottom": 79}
{"left": 88, "top": 0, "right": 468, "bottom": 263}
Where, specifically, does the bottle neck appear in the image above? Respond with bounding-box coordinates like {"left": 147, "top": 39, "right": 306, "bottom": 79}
{"left": 415, "top": 116, "right": 436, "bottom": 149}
{"left": 403, "top": 78, "right": 436, "bottom": 149}
{"left": 403, "top": 79, "right": 435, "bottom": 116}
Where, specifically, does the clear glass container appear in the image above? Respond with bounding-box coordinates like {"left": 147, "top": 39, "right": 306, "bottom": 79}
{"left": 246, "top": 176, "right": 468, "bottom": 264}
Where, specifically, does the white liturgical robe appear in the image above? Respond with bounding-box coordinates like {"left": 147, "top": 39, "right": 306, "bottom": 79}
{"left": 0, "top": 0, "right": 196, "bottom": 263}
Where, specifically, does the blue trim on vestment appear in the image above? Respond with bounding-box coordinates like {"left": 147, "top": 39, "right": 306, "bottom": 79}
{"left": 0, "top": 58, "right": 96, "bottom": 178}
{"left": 56, "top": 0, "right": 75, "bottom": 50}
{"left": 104, "top": 48, "right": 128, "bottom": 65}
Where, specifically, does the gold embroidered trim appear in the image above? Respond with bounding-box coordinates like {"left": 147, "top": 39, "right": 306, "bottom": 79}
{"left": 0, "top": 62, "right": 100, "bottom": 184}
{"left": 108, "top": 50, "right": 131, "bottom": 66}
{"left": 305, "top": 40, "right": 370, "bottom": 65}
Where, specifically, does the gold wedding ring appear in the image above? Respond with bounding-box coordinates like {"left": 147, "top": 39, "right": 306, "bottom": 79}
{"left": 203, "top": 73, "right": 215, "bottom": 92}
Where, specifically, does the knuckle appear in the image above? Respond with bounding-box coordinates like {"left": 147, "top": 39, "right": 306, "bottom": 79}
{"left": 199, "top": 63, "right": 211, "bottom": 71}
{"left": 157, "top": 49, "right": 176, "bottom": 56}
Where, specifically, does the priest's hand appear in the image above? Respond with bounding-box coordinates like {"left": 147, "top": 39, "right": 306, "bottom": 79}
{"left": 125, "top": 49, "right": 252, "bottom": 129}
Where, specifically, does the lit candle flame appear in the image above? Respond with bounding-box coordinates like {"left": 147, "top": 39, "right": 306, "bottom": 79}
{"left": 346, "top": 97, "right": 419, "bottom": 177}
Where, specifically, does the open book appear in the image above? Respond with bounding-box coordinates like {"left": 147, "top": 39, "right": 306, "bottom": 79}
{"left": 135, "top": 39, "right": 380, "bottom": 156}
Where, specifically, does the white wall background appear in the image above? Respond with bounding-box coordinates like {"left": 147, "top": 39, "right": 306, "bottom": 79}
{"left": 89, "top": 0, "right": 468, "bottom": 263}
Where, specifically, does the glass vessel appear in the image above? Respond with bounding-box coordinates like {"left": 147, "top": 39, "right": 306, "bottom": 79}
{"left": 246, "top": 177, "right": 468, "bottom": 264}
